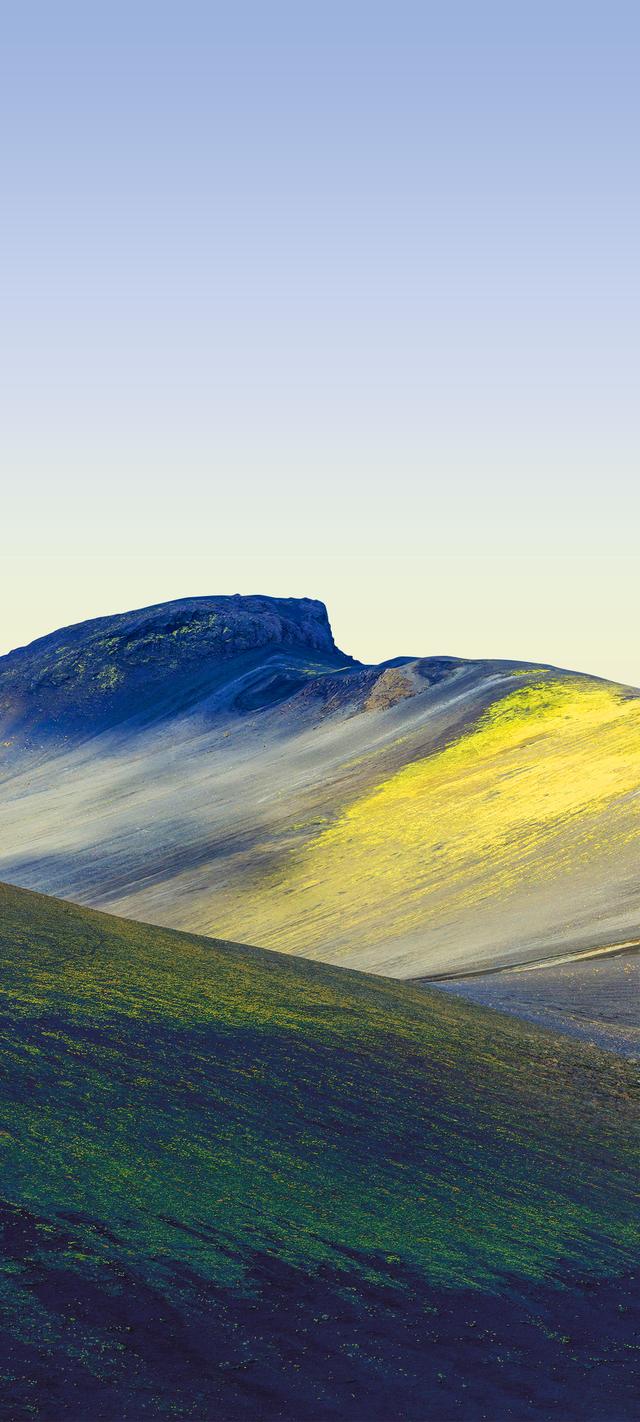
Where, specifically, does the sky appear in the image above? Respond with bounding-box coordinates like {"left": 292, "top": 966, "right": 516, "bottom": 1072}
{"left": 1, "top": 3, "right": 639, "bottom": 683}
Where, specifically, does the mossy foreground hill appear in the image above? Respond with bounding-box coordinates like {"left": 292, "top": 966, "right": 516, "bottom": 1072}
{"left": 0, "top": 884, "right": 638, "bottom": 1420}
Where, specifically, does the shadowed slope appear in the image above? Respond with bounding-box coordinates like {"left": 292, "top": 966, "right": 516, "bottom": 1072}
{"left": 0, "top": 882, "right": 638, "bottom": 1418}
{"left": 432, "top": 946, "right": 640, "bottom": 1059}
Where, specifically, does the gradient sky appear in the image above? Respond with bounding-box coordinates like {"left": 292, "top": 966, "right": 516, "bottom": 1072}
{"left": 2, "top": 3, "right": 639, "bottom": 683}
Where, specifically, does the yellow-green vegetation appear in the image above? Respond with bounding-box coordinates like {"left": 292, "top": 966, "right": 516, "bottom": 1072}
{"left": 171, "top": 612, "right": 218, "bottom": 636}
{"left": 207, "top": 679, "right": 640, "bottom": 962}
{"left": 0, "top": 881, "right": 637, "bottom": 1418}
{"left": 96, "top": 665, "right": 122, "bottom": 691}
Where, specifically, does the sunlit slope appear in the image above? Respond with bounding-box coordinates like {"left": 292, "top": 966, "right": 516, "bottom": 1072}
{"left": 205, "top": 677, "right": 640, "bottom": 974}
{"left": 0, "top": 881, "right": 638, "bottom": 1419}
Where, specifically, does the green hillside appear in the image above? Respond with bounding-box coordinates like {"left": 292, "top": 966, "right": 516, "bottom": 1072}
{"left": 0, "top": 881, "right": 638, "bottom": 1419}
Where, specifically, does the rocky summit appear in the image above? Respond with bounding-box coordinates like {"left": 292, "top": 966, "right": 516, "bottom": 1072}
{"left": 0, "top": 595, "right": 356, "bottom": 749}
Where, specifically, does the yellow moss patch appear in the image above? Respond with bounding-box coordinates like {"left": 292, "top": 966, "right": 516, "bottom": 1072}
{"left": 207, "top": 679, "right": 640, "bottom": 957}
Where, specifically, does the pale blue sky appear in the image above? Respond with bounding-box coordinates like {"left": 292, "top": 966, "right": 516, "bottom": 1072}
{"left": 1, "top": 4, "right": 638, "bottom": 681}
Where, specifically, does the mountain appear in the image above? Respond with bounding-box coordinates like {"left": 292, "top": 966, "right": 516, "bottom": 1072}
{"left": 1, "top": 880, "right": 637, "bottom": 1420}
{"left": 0, "top": 594, "right": 356, "bottom": 748}
{"left": 1, "top": 595, "right": 639, "bottom": 979}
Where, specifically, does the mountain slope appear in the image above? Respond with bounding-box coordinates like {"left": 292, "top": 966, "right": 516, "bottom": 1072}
{"left": 433, "top": 946, "right": 640, "bottom": 1059}
{"left": 0, "top": 597, "right": 638, "bottom": 978}
{"left": 0, "top": 881, "right": 638, "bottom": 1419}
{"left": 204, "top": 675, "right": 640, "bottom": 974}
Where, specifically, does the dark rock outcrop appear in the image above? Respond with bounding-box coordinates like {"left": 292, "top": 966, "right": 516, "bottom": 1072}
{"left": 0, "top": 595, "right": 356, "bottom": 750}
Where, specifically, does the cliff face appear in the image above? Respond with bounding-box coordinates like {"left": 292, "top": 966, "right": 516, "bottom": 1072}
{"left": 0, "top": 595, "right": 354, "bottom": 748}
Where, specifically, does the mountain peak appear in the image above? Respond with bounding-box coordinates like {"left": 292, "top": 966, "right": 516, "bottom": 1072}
{"left": 0, "top": 595, "right": 354, "bottom": 750}
{"left": 7, "top": 594, "right": 339, "bottom": 661}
